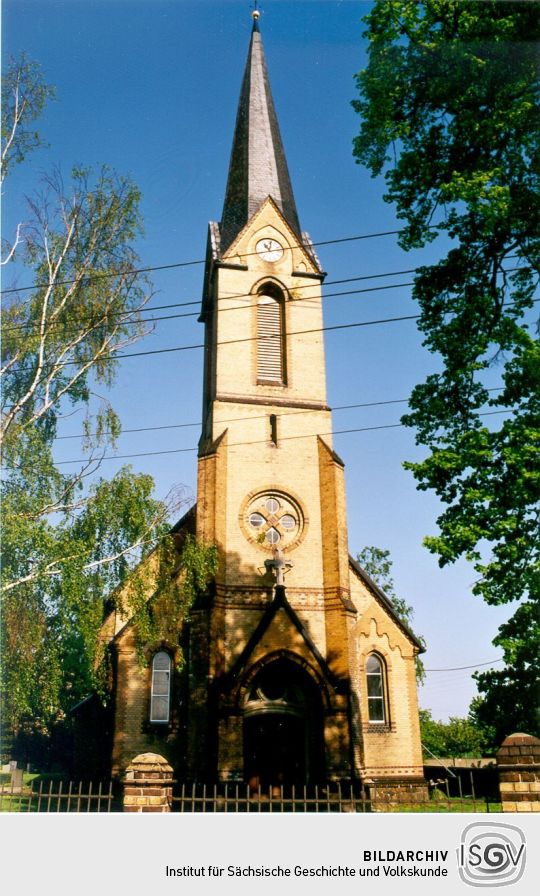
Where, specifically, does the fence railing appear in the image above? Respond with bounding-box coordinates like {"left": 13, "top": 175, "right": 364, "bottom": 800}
{"left": 0, "top": 777, "right": 500, "bottom": 813}
{"left": 171, "top": 782, "right": 498, "bottom": 813}
{"left": 172, "top": 782, "right": 371, "bottom": 813}
{"left": 0, "top": 779, "right": 118, "bottom": 812}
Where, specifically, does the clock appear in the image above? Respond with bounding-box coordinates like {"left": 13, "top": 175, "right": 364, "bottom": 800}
{"left": 255, "top": 238, "right": 284, "bottom": 262}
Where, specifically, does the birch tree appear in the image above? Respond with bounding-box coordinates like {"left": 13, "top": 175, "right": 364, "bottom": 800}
{"left": 1, "top": 56, "right": 188, "bottom": 737}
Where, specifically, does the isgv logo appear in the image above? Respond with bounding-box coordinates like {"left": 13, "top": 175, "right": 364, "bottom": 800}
{"left": 457, "top": 822, "right": 526, "bottom": 887}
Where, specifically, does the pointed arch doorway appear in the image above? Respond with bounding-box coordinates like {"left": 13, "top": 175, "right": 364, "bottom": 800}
{"left": 242, "top": 658, "right": 324, "bottom": 788}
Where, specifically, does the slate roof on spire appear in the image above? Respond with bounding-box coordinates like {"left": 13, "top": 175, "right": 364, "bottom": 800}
{"left": 220, "top": 17, "right": 302, "bottom": 251}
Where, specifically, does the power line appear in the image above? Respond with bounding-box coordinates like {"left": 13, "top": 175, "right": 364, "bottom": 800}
{"left": 54, "top": 399, "right": 407, "bottom": 440}
{"left": 42, "top": 297, "right": 540, "bottom": 367}
{"left": 6, "top": 295, "right": 537, "bottom": 377}
{"left": 48, "top": 409, "right": 513, "bottom": 467}
{"left": 423, "top": 658, "right": 504, "bottom": 672}
{"left": 1, "top": 227, "right": 408, "bottom": 296}
{"left": 1, "top": 309, "right": 424, "bottom": 375}
{"left": 54, "top": 389, "right": 504, "bottom": 443}
{"left": 2, "top": 265, "right": 423, "bottom": 331}
{"left": 76, "top": 268, "right": 529, "bottom": 330}
{"left": 2, "top": 278, "right": 418, "bottom": 337}
{"left": 3, "top": 259, "right": 525, "bottom": 335}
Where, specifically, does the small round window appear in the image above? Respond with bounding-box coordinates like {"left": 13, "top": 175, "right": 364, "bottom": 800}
{"left": 266, "top": 527, "right": 280, "bottom": 544}
{"left": 241, "top": 490, "right": 305, "bottom": 551}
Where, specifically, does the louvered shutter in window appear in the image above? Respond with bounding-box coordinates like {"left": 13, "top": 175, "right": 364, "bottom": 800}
{"left": 257, "top": 295, "right": 283, "bottom": 382}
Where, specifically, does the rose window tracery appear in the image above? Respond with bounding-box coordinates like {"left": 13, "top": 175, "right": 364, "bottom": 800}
{"left": 241, "top": 490, "right": 305, "bottom": 550}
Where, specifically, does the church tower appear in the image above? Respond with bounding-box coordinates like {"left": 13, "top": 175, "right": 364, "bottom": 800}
{"left": 188, "top": 12, "right": 425, "bottom": 791}
{"left": 101, "top": 12, "right": 426, "bottom": 801}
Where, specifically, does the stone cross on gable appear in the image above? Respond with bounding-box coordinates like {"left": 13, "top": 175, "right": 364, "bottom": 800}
{"left": 264, "top": 546, "right": 293, "bottom": 586}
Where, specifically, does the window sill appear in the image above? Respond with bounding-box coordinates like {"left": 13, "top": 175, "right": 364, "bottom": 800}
{"left": 364, "top": 723, "right": 394, "bottom": 734}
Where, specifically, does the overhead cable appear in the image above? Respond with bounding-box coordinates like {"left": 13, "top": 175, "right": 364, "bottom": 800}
{"left": 4, "top": 260, "right": 526, "bottom": 335}
{"left": 1, "top": 227, "right": 411, "bottom": 296}
{"left": 54, "top": 388, "right": 504, "bottom": 443}
{"left": 5, "top": 296, "right": 538, "bottom": 377}
{"left": 49, "top": 409, "right": 514, "bottom": 467}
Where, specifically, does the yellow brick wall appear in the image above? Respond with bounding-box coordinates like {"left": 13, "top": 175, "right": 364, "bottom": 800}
{"left": 211, "top": 200, "right": 327, "bottom": 409}
{"left": 111, "top": 631, "right": 152, "bottom": 775}
{"left": 349, "top": 567, "right": 424, "bottom": 778}
{"left": 107, "top": 201, "right": 425, "bottom": 785}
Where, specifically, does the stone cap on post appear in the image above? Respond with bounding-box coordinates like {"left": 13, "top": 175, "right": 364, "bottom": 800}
{"left": 124, "top": 752, "right": 174, "bottom": 783}
{"left": 497, "top": 733, "right": 540, "bottom": 769}
{"left": 123, "top": 753, "right": 174, "bottom": 812}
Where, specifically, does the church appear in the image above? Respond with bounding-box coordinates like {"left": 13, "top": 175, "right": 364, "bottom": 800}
{"left": 93, "top": 12, "right": 426, "bottom": 800}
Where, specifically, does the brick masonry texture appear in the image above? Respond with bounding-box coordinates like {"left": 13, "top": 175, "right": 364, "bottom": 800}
{"left": 123, "top": 753, "right": 174, "bottom": 813}
{"left": 497, "top": 733, "right": 540, "bottom": 812}
{"left": 103, "top": 201, "right": 426, "bottom": 797}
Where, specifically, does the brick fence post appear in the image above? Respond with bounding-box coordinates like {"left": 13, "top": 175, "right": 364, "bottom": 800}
{"left": 123, "top": 752, "right": 174, "bottom": 812}
{"left": 496, "top": 732, "right": 540, "bottom": 813}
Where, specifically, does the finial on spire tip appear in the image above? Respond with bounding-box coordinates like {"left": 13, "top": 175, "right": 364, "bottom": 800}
{"left": 252, "top": 2, "right": 260, "bottom": 32}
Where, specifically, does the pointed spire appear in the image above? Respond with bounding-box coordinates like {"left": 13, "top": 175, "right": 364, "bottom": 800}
{"left": 220, "top": 12, "right": 301, "bottom": 251}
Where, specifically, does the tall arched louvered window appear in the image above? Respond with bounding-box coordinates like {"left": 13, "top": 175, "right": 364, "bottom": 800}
{"left": 257, "top": 290, "right": 285, "bottom": 384}
{"left": 150, "top": 651, "right": 171, "bottom": 723}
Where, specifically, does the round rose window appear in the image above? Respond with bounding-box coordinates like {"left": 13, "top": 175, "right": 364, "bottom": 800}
{"left": 240, "top": 490, "right": 306, "bottom": 551}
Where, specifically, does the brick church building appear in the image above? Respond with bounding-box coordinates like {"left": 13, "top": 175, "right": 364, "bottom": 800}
{"left": 91, "top": 12, "right": 426, "bottom": 798}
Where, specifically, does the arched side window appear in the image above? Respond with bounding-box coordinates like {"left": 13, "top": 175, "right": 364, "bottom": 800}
{"left": 257, "top": 289, "right": 285, "bottom": 384}
{"left": 150, "top": 651, "right": 171, "bottom": 723}
{"left": 366, "top": 654, "right": 387, "bottom": 724}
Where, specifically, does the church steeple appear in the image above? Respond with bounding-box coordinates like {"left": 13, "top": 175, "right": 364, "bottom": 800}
{"left": 220, "top": 12, "right": 301, "bottom": 251}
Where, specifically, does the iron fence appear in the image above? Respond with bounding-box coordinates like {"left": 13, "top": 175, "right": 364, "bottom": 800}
{"left": 171, "top": 780, "right": 499, "bottom": 813}
{"left": 0, "top": 779, "right": 118, "bottom": 812}
{"left": 172, "top": 782, "right": 371, "bottom": 812}
{"left": 0, "top": 776, "right": 500, "bottom": 812}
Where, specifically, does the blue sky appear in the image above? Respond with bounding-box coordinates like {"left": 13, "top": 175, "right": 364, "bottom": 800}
{"left": 3, "top": 0, "right": 513, "bottom": 721}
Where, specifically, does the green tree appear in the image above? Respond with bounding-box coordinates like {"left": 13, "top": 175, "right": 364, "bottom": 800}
{"left": 352, "top": 1, "right": 539, "bottom": 740}
{"left": 1, "top": 53, "right": 55, "bottom": 183}
{"left": 469, "top": 597, "right": 540, "bottom": 749}
{"left": 1, "top": 54, "right": 56, "bottom": 268}
{"left": 2, "top": 469, "right": 171, "bottom": 732}
{"left": 419, "top": 709, "right": 485, "bottom": 759}
{"left": 0, "top": 56, "right": 211, "bottom": 741}
{"left": 356, "top": 546, "right": 425, "bottom": 681}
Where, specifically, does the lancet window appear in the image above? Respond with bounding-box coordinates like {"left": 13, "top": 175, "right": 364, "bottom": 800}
{"left": 150, "top": 651, "right": 171, "bottom": 723}
{"left": 366, "top": 653, "right": 388, "bottom": 724}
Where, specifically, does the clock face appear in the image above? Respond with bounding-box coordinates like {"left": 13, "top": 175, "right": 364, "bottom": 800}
{"left": 256, "top": 238, "right": 284, "bottom": 262}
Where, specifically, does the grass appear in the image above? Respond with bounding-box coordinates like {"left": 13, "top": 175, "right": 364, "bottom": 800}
{"left": 0, "top": 771, "right": 42, "bottom": 786}
{"left": 0, "top": 772, "right": 75, "bottom": 812}
{"left": 386, "top": 796, "right": 502, "bottom": 813}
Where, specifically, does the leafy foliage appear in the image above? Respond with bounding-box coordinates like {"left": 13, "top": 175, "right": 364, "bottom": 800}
{"left": 353, "top": 1, "right": 539, "bottom": 737}
{"left": 0, "top": 55, "right": 193, "bottom": 740}
{"left": 1, "top": 463, "right": 172, "bottom": 732}
{"left": 2, "top": 164, "right": 152, "bottom": 451}
{"left": 126, "top": 534, "right": 218, "bottom": 664}
{"left": 470, "top": 599, "right": 540, "bottom": 747}
{"left": 419, "top": 709, "right": 486, "bottom": 758}
{"left": 356, "top": 546, "right": 425, "bottom": 682}
{"left": 1, "top": 53, "right": 55, "bottom": 182}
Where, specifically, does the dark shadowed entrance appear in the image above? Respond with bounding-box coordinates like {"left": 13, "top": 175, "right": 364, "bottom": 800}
{"left": 242, "top": 659, "right": 323, "bottom": 788}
